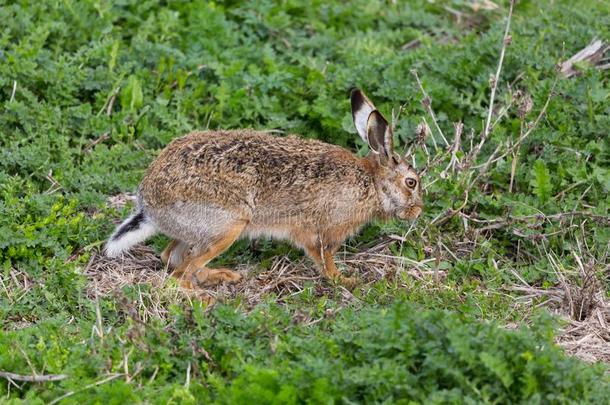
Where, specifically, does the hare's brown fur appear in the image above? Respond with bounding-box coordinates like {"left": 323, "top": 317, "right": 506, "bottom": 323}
{"left": 106, "top": 90, "right": 423, "bottom": 289}
{"left": 141, "top": 130, "right": 383, "bottom": 243}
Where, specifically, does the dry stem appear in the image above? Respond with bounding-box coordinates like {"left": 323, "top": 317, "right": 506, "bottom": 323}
{"left": 411, "top": 69, "right": 449, "bottom": 148}
{"left": 0, "top": 371, "right": 67, "bottom": 383}
{"left": 480, "top": 0, "right": 515, "bottom": 151}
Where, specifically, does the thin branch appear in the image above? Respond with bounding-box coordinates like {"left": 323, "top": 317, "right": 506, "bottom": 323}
{"left": 49, "top": 373, "right": 124, "bottom": 405}
{"left": 0, "top": 370, "right": 67, "bottom": 383}
{"left": 411, "top": 69, "right": 449, "bottom": 148}
{"left": 430, "top": 190, "right": 470, "bottom": 227}
{"left": 559, "top": 39, "right": 609, "bottom": 78}
{"left": 106, "top": 87, "right": 120, "bottom": 116}
{"left": 465, "top": 0, "right": 515, "bottom": 167}
{"left": 463, "top": 211, "right": 610, "bottom": 232}
{"left": 97, "top": 85, "right": 121, "bottom": 117}
{"left": 473, "top": 76, "right": 558, "bottom": 169}
{"left": 481, "top": 0, "right": 515, "bottom": 148}
{"left": 10, "top": 80, "right": 17, "bottom": 103}
{"left": 391, "top": 101, "right": 410, "bottom": 133}
{"left": 441, "top": 121, "right": 463, "bottom": 177}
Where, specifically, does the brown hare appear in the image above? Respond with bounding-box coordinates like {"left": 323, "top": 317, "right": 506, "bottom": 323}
{"left": 105, "top": 89, "right": 423, "bottom": 289}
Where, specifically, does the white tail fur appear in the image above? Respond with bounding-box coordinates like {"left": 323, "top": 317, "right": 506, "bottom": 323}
{"left": 104, "top": 209, "right": 157, "bottom": 257}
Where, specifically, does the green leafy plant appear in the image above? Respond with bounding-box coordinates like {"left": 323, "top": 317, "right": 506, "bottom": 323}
{"left": 531, "top": 159, "right": 552, "bottom": 203}
{"left": 0, "top": 0, "right": 608, "bottom": 402}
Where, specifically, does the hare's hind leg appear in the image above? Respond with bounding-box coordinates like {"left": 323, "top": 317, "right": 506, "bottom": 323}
{"left": 160, "top": 240, "right": 190, "bottom": 268}
{"left": 160, "top": 240, "right": 179, "bottom": 265}
{"left": 171, "top": 221, "right": 246, "bottom": 289}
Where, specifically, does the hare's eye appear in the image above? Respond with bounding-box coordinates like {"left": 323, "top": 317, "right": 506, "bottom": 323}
{"left": 405, "top": 178, "right": 417, "bottom": 189}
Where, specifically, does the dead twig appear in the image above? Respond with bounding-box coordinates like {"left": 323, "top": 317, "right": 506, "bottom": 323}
{"left": 441, "top": 122, "right": 463, "bottom": 177}
{"left": 0, "top": 370, "right": 67, "bottom": 383}
{"left": 10, "top": 80, "right": 17, "bottom": 103}
{"left": 466, "top": 211, "right": 610, "bottom": 232}
{"left": 482, "top": 0, "right": 514, "bottom": 145}
{"left": 473, "top": 76, "right": 558, "bottom": 170}
{"left": 97, "top": 86, "right": 121, "bottom": 117}
{"left": 401, "top": 38, "right": 421, "bottom": 51}
{"left": 411, "top": 69, "right": 449, "bottom": 148}
{"left": 84, "top": 133, "right": 111, "bottom": 153}
{"left": 49, "top": 373, "right": 124, "bottom": 405}
{"left": 559, "top": 39, "right": 610, "bottom": 78}
{"left": 44, "top": 169, "right": 63, "bottom": 194}
{"left": 465, "top": 0, "right": 515, "bottom": 167}
{"left": 429, "top": 189, "right": 470, "bottom": 227}
{"left": 107, "top": 87, "right": 120, "bottom": 116}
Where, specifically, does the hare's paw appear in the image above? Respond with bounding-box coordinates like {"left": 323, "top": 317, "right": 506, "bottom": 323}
{"left": 339, "top": 275, "right": 360, "bottom": 290}
{"left": 192, "top": 267, "right": 242, "bottom": 287}
{"left": 325, "top": 274, "right": 360, "bottom": 290}
{"left": 197, "top": 293, "right": 217, "bottom": 307}
{"left": 210, "top": 268, "right": 242, "bottom": 284}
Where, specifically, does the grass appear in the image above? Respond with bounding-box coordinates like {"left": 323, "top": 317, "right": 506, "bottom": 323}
{"left": 1, "top": 0, "right": 609, "bottom": 403}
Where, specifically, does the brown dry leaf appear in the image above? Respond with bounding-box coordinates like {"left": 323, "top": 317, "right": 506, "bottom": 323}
{"left": 559, "top": 39, "right": 610, "bottom": 78}
{"left": 469, "top": 1, "right": 499, "bottom": 12}
{"left": 107, "top": 193, "right": 137, "bottom": 210}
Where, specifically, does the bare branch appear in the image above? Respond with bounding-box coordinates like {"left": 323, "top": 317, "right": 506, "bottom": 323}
{"left": 411, "top": 69, "right": 449, "bottom": 148}
{"left": 10, "top": 80, "right": 17, "bottom": 103}
{"left": 0, "top": 370, "right": 67, "bottom": 383}
{"left": 464, "top": 211, "right": 610, "bottom": 232}
{"left": 473, "top": 76, "right": 558, "bottom": 170}
{"left": 481, "top": 0, "right": 515, "bottom": 149}
{"left": 441, "top": 122, "right": 464, "bottom": 177}
{"left": 559, "top": 39, "right": 609, "bottom": 78}
{"left": 49, "top": 374, "right": 124, "bottom": 405}
{"left": 463, "top": 0, "right": 515, "bottom": 168}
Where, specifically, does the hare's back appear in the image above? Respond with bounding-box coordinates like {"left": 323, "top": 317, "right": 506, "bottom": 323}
{"left": 140, "top": 130, "right": 373, "bottom": 209}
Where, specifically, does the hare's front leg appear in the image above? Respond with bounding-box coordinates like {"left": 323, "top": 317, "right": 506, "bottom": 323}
{"left": 171, "top": 222, "right": 246, "bottom": 289}
{"left": 304, "top": 241, "right": 358, "bottom": 288}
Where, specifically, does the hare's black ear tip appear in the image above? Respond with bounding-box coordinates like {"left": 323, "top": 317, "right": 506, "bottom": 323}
{"left": 350, "top": 88, "right": 365, "bottom": 109}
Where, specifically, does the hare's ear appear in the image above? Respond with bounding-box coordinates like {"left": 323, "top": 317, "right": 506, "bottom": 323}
{"left": 366, "top": 110, "right": 394, "bottom": 165}
{"left": 351, "top": 89, "right": 377, "bottom": 143}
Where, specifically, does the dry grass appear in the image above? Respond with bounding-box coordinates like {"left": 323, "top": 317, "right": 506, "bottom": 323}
{"left": 84, "top": 245, "right": 196, "bottom": 322}
{"left": 510, "top": 243, "right": 610, "bottom": 364}
{"left": 1, "top": 267, "right": 36, "bottom": 330}
{"left": 85, "top": 234, "right": 609, "bottom": 366}
{"left": 83, "top": 240, "right": 444, "bottom": 316}
{"left": 556, "top": 305, "right": 610, "bottom": 364}
{"left": 513, "top": 283, "right": 610, "bottom": 363}
{"left": 84, "top": 245, "right": 166, "bottom": 298}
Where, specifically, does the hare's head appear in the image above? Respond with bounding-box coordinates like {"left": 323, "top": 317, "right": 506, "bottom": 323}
{"left": 351, "top": 89, "right": 423, "bottom": 220}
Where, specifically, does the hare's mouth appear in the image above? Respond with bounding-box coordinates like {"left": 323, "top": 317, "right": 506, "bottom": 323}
{"left": 398, "top": 206, "right": 422, "bottom": 220}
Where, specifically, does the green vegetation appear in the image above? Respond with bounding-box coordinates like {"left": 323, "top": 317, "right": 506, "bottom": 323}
{"left": 1, "top": 0, "right": 608, "bottom": 403}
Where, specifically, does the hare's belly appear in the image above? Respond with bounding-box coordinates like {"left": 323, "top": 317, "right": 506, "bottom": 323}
{"left": 242, "top": 223, "right": 293, "bottom": 242}
{"left": 146, "top": 201, "right": 249, "bottom": 242}
{"left": 243, "top": 207, "right": 305, "bottom": 241}
{"left": 242, "top": 222, "right": 318, "bottom": 251}
{"left": 242, "top": 207, "right": 327, "bottom": 247}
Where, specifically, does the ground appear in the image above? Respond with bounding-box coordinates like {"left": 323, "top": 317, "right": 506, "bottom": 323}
{"left": 0, "top": 0, "right": 609, "bottom": 403}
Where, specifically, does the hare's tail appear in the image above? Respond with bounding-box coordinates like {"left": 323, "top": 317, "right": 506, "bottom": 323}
{"left": 104, "top": 207, "right": 157, "bottom": 257}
